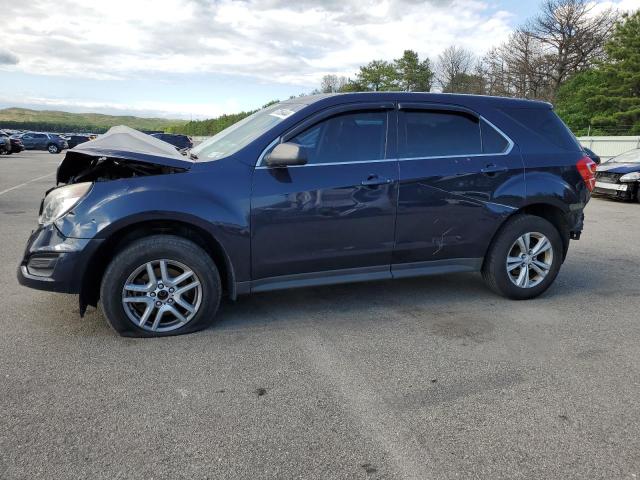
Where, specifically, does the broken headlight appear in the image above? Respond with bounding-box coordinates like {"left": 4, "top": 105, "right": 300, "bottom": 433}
{"left": 39, "top": 182, "right": 92, "bottom": 225}
{"left": 620, "top": 172, "right": 640, "bottom": 182}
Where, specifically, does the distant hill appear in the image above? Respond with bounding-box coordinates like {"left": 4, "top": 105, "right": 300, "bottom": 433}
{"left": 0, "top": 107, "right": 186, "bottom": 133}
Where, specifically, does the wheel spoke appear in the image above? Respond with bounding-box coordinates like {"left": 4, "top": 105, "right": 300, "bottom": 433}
{"left": 516, "top": 236, "right": 527, "bottom": 254}
{"left": 507, "top": 261, "right": 523, "bottom": 272}
{"left": 175, "top": 296, "right": 195, "bottom": 313}
{"left": 123, "top": 296, "right": 152, "bottom": 304}
{"left": 175, "top": 281, "right": 200, "bottom": 296}
{"left": 531, "top": 238, "right": 551, "bottom": 256}
{"left": 151, "top": 306, "right": 166, "bottom": 331}
{"left": 166, "top": 305, "right": 188, "bottom": 324}
{"left": 159, "top": 260, "right": 170, "bottom": 284}
{"left": 138, "top": 304, "right": 154, "bottom": 326}
{"left": 146, "top": 262, "right": 157, "bottom": 286}
{"left": 533, "top": 259, "right": 551, "bottom": 271}
{"left": 172, "top": 270, "right": 193, "bottom": 286}
{"left": 516, "top": 265, "right": 528, "bottom": 287}
{"left": 124, "top": 283, "right": 152, "bottom": 293}
{"left": 530, "top": 262, "right": 548, "bottom": 278}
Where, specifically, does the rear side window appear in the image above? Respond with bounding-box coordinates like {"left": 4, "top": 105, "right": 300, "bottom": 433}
{"left": 289, "top": 110, "right": 387, "bottom": 164}
{"left": 481, "top": 119, "right": 510, "bottom": 154}
{"left": 502, "top": 107, "right": 580, "bottom": 151}
{"left": 400, "top": 110, "right": 482, "bottom": 158}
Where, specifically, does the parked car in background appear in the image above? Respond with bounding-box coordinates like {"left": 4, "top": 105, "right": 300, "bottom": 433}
{"left": 583, "top": 147, "right": 601, "bottom": 165}
{"left": 594, "top": 148, "right": 640, "bottom": 202}
{"left": 18, "top": 132, "right": 68, "bottom": 153}
{"left": 65, "top": 134, "right": 92, "bottom": 149}
{"left": 0, "top": 131, "right": 11, "bottom": 154}
{"left": 150, "top": 133, "right": 193, "bottom": 153}
{"left": 18, "top": 93, "right": 595, "bottom": 337}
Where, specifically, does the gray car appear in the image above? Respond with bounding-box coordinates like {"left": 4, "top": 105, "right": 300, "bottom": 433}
{"left": 18, "top": 132, "right": 68, "bottom": 153}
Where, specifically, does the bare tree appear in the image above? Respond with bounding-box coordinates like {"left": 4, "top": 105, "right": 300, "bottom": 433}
{"left": 527, "top": 0, "right": 618, "bottom": 94}
{"left": 436, "top": 46, "right": 475, "bottom": 92}
{"left": 320, "top": 74, "right": 348, "bottom": 93}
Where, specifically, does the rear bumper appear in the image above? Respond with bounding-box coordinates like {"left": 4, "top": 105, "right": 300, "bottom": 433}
{"left": 17, "top": 224, "right": 103, "bottom": 293}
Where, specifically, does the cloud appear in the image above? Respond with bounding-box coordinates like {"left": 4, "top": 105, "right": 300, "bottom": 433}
{"left": 0, "top": 0, "right": 515, "bottom": 85}
{"left": 0, "top": 50, "right": 19, "bottom": 65}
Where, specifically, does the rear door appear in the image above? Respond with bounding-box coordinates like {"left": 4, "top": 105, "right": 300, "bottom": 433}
{"left": 251, "top": 105, "right": 399, "bottom": 284}
{"left": 393, "top": 103, "right": 524, "bottom": 275}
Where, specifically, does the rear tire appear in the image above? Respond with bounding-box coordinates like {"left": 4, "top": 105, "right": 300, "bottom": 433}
{"left": 100, "top": 235, "right": 221, "bottom": 337}
{"left": 47, "top": 144, "right": 59, "bottom": 153}
{"left": 482, "top": 214, "right": 563, "bottom": 300}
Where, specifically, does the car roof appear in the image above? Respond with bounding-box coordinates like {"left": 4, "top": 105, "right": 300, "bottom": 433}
{"left": 281, "top": 92, "right": 551, "bottom": 109}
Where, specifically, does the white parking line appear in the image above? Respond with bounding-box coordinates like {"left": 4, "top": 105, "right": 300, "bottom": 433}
{"left": 0, "top": 172, "right": 55, "bottom": 196}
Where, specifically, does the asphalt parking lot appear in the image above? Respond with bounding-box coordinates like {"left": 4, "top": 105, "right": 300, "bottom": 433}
{"left": 1, "top": 151, "right": 639, "bottom": 480}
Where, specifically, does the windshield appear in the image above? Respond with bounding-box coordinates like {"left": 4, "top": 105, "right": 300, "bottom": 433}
{"left": 609, "top": 149, "right": 640, "bottom": 164}
{"left": 190, "top": 103, "right": 305, "bottom": 161}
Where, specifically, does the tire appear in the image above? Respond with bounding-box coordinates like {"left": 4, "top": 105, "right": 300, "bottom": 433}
{"left": 47, "top": 144, "right": 59, "bottom": 153}
{"left": 100, "top": 235, "right": 222, "bottom": 337}
{"left": 482, "top": 214, "right": 563, "bottom": 300}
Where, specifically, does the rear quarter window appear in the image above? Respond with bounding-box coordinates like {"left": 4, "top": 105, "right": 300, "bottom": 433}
{"left": 502, "top": 107, "right": 580, "bottom": 151}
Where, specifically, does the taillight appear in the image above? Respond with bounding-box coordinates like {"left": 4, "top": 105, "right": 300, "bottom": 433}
{"left": 577, "top": 156, "right": 597, "bottom": 192}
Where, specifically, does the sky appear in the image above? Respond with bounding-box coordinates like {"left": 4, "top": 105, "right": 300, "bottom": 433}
{"left": 0, "top": 0, "right": 638, "bottom": 120}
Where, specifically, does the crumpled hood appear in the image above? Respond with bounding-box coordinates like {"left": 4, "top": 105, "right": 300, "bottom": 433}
{"left": 596, "top": 162, "right": 640, "bottom": 175}
{"left": 57, "top": 125, "right": 193, "bottom": 183}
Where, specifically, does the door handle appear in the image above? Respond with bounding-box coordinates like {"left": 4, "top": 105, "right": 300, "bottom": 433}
{"left": 361, "top": 175, "right": 392, "bottom": 187}
{"left": 480, "top": 164, "right": 508, "bottom": 175}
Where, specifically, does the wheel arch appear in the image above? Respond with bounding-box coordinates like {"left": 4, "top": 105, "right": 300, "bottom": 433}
{"left": 79, "top": 217, "right": 236, "bottom": 314}
{"left": 484, "top": 202, "right": 571, "bottom": 266}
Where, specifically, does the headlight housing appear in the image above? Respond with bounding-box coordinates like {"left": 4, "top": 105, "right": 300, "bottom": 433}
{"left": 619, "top": 172, "right": 640, "bottom": 182}
{"left": 39, "top": 182, "right": 92, "bottom": 225}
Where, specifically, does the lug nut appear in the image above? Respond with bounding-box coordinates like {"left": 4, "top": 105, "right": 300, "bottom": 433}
{"left": 168, "top": 287, "right": 174, "bottom": 293}
{"left": 150, "top": 292, "right": 156, "bottom": 297}
{"left": 155, "top": 301, "right": 162, "bottom": 307}
{"left": 168, "top": 298, "right": 174, "bottom": 304}
{"left": 158, "top": 283, "right": 164, "bottom": 289}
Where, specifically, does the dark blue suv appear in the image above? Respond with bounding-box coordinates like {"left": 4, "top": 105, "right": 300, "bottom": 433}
{"left": 18, "top": 93, "right": 596, "bottom": 337}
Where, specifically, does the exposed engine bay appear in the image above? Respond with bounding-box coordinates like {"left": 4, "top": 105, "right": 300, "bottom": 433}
{"left": 62, "top": 155, "right": 188, "bottom": 184}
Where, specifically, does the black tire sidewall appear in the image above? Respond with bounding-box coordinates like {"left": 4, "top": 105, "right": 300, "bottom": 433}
{"left": 100, "top": 235, "right": 221, "bottom": 337}
{"left": 483, "top": 215, "right": 563, "bottom": 300}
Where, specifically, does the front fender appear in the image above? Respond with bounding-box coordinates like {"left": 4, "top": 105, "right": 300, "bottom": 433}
{"left": 56, "top": 165, "right": 252, "bottom": 281}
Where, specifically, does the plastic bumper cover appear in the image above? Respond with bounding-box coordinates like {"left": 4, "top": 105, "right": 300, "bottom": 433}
{"left": 17, "top": 224, "right": 103, "bottom": 294}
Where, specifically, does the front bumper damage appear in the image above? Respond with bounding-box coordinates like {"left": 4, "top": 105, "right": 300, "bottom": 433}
{"left": 17, "top": 223, "right": 103, "bottom": 295}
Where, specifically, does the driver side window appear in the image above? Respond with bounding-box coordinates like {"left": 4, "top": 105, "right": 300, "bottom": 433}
{"left": 288, "top": 110, "right": 388, "bottom": 165}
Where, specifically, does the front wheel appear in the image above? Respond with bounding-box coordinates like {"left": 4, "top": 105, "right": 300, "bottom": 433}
{"left": 100, "top": 235, "right": 222, "bottom": 337}
{"left": 47, "top": 143, "right": 60, "bottom": 153}
{"left": 482, "top": 215, "right": 563, "bottom": 300}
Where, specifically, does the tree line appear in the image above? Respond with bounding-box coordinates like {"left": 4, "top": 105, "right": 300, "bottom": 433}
{"left": 166, "top": 0, "right": 640, "bottom": 137}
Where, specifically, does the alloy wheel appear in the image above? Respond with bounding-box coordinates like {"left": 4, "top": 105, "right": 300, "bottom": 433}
{"left": 121, "top": 259, "right": 202, "bottom": 332}
{"left": 505, "top": 232, "right": 554, "bottom": 289}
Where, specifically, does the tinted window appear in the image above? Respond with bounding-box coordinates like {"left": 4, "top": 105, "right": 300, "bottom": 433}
{"left": 400, "top": 110, "right": 481, "bottom": 158}
{"left": 33, "top": 134, "right": 47, "bottom": 139}
{"left": 502, "top": 107, "right": 580, "bottom": 151}
{"left": 481, "top": 119, "right": 509, "bottom": 154}
{"left": 289, "top": 111, "right": 387, "bottom": 164}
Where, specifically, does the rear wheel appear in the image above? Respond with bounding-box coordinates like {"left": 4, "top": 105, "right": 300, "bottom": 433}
{"left": 482, "top": 215, "right": 563, "bottom": 299}
{"left": 100, "top": 235, "right": 221, "bottom": 337}
{"left": 47, "top": 143, "right": 59, "bottom": 153}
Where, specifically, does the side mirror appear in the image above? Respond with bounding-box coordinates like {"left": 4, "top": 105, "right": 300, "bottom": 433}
{"left": 264, "top": 142, "right": 307, "bottom": 167}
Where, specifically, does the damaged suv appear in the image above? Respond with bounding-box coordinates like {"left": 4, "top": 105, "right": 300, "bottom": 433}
{"left": 18, "top": 93, "right": 595, "bottom": 337}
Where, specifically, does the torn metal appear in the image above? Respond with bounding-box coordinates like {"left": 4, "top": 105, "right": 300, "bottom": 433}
{"left": 57, "top": 125, "right": 193, "bottom": 184}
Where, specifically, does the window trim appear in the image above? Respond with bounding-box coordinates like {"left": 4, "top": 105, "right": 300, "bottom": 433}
{"left": 256, "top": 106, "right": 514, "bottom": 169}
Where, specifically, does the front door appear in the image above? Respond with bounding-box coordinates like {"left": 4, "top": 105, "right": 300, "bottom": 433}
{"left": 251, "top": 108, "right": 398, "bottom": 284}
